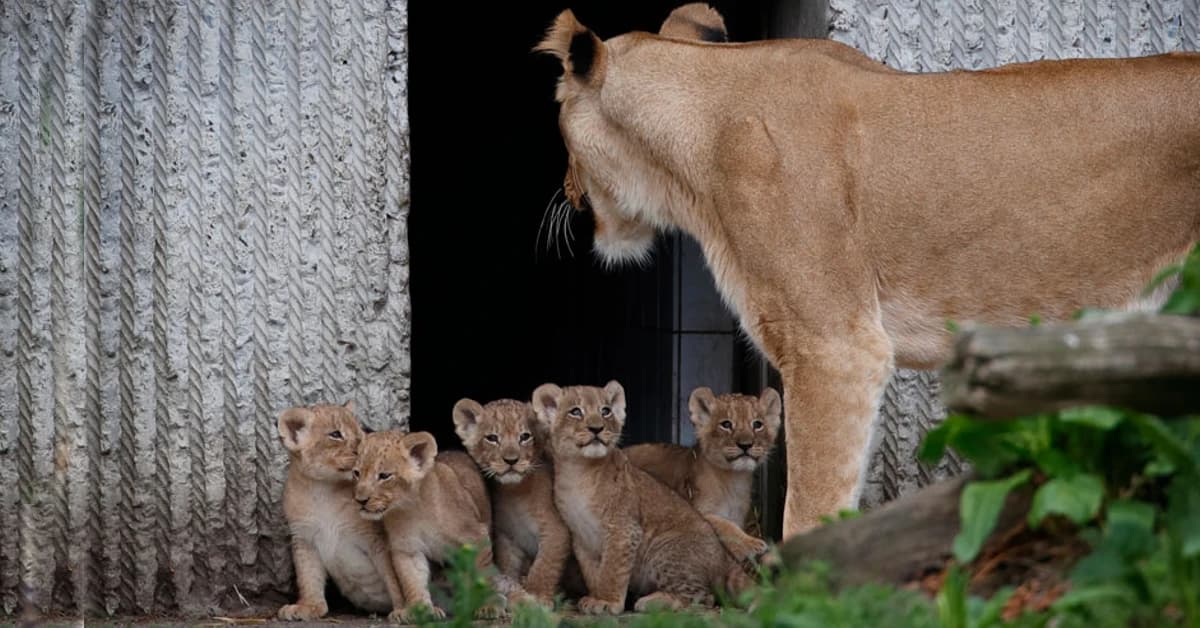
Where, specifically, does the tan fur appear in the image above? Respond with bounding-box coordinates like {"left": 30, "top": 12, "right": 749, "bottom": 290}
{"left": 276, "top": 402, "right": 405, "bottom": 621}
{"left": 539, "top": 6, "right": 1200, "bottom": 536}
{"left": 354, "top": 431, "right": 503, "bottom": 622}
{"left": 625, "top": 387, "right": 781, "bottom": 560}
{"left": 532, "top": 381, "right": 750, "bottom": 614}
{"left": 453, "top": 398, "right": 572, "bottom": 605}
{"left": 658, "top": 3, "right": 727, "bottom": 42}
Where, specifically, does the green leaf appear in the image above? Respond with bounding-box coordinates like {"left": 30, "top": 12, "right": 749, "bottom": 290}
{"left": 1052, "top": 583, "right": 1138, "bottom": 610}
{"left": 1071, "top": 545, "right": 1130, "bottom": 585}
{"left": 1104, "top": 499, "right": 1156, "bottom": 559}
{"left": 953, "top": 470, "right": 1032, "bottom": 564}
{"left": 1058, "top": 406, "right": 1125, "bottom": 431}
{"left": 1028, "top": 474, "right": 1105, "bottom": 528}
{"left": 935, "top": 564, "right": 967, "bottom": 628}
{"left": 1145, "top": 263, "right": 1184, "bottom": 293}
{"left": 1166, "top": 474, "right": 1200, "bottom": 558}
{"left": 1128, "top": 414, "right": 1197, "bottom": 475}
{"left": 1029, "top": 313, "right": 1042, "bottom": 326}
{"left": 919, "top": 421, "right": 953, "bottom": 464}
{"left": 972, "top": 586, "right": 1015, "bottom": 628}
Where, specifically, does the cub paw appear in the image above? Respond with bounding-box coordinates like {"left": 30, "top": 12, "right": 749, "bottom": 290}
{"left": 634, "top": 592, "right": 684, "bottom": 613}
{"left": 474, "top": 603, "right": 509, "bottom": 620}
{"left": 390, "top": 603, "right": 446, "bottom": 624}
{"left": 579, "top": 595, "right": 624, "bottom": 615}
{"left": 277, "top": 601, "right": 328, "bottom": 621}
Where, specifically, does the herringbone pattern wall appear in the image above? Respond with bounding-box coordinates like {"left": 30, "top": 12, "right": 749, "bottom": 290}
{"left": 833, "top": 0, "right": 1200, "bottom": 507}
{"left": 0, "top": 0, "right": 410, "bottom": 616}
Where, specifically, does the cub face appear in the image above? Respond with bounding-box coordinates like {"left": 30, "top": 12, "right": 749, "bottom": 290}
{"left": 690, "top": 387, "right": 782, "bottom": 472}
{"left": 454, "top": 398, "right": 542, "bottom": 485}
{"left": 277, "top": 401, "right": 365, "bottom": 482}
{"left": 353, "top": 431, "right": 437, "bottom": 521}
{"left": 531, "top": 381, "right": 625, "bottom": 460}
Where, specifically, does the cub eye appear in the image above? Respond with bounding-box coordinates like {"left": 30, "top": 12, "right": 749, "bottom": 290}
{"left": 484, "top": 434, "right": 500, "bottom": 444}
{"left": 519, "top": 432, "right": 532, "bottom": 443}
{"left": 328, "top": 430, "right": 344, "bottom": 441}
{"left": 351, "top": 469, "right": 360, "bottom": 479}
{"left": 568, "top": 407, "right": 583, "bottom": 419}
{"left": 378, "top": 472, "right": 393, "bottom": 481}
{"left": 719, "top": 420, "right": 733, "bottom": 431}
{"left": 599, "top": 406, "right": 612, "bottom": 418}
{"left": 752, "top": 420, "right": 764, "bottom": 431}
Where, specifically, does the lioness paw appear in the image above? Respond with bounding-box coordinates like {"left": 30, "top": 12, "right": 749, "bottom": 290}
{"left": 579, "top": 595, "right": 623, "bottom": 615}
{"left": 277, "top": 601, "right": 328, "bottom": 621}
{"left": 391, "top": 604, "right": 445, "bottom": 624}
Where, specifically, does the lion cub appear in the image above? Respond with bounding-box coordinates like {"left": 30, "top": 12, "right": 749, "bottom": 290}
{"left": 354, "top": 430, "right": 503, "bottom": 622}
{"left": 453, "top": 398, "right": 572, "bottom": 605}
{"left": 276, "top": 402, "right": 405, "bottom": 621}
{"left": 532, "top": 381, "right": 750, "bottom": 614}
{"left": 625, "top": 387, "right": 781, "bottom": 561}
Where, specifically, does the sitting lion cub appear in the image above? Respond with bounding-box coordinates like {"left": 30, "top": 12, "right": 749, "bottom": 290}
{"left": 625, "top": 387, "right": 781, "bottom": 561}
{"left": 276, "top": 402, "right": 405, "bottom": 621}
{"left": 453, "top": 398, "right": 572, "bottom": 605}
{"left": 354, "top": 430, "right": 504, "bottom": 622}
{"left": 532, "top": 381, "right": 750, "bottom": 614}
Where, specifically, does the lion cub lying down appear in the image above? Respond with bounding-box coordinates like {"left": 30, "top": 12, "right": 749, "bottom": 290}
{"left": 533, "top": 381, "right": 751, "bottom": 614}
{"left": 353, "top": 430, "right": 504, "bottom": 622}
{"left": 454, "top": 398, "right": 572, "bottom": 605}
{"left": 276, "top": 402, "right": 405, "bottom": 621}
{"left": 625, "top": 387, "right": 781, "bottom": 561}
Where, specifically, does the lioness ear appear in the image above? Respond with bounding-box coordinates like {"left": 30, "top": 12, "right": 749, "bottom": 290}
{"left": 688, "top": 387, "right": 717, "bottom": 428}
{"left": 404, "top": 432, "right": 438, "bottom": 477}
{"left": 759, "top": 387, "right": 783, "bottom": 432}
{"left": 277, "top": 407, "right": 316, "bottom": 452}
{"left": 531, "top": 383, "right": 563, "bottom": 427}
{"left": 452, "top": 399, "right": 485, "bottom": 444}
{"left": 534, "top": 10, "right": 606, "bottom": 85}
{"left": 603, "top": 380, "right": 626, "bottom": 426}
{"left": 659, "top": 3, "right": 728, "bottom": 42}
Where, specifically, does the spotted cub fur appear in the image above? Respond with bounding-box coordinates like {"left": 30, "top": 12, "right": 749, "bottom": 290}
{"left": 625, "top": 387, "right": 781, "bottom": 560}
{"left": 454, "top": 398, "right": 572, "bottom": 605}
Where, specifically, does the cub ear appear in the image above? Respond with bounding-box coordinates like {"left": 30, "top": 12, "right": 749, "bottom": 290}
{"left": 759, "top": 387, "right": 783, "bottom": 431}
{"left": 342, "top": 399, "right": 357, "bottom": 413}
{"left": 403, "top": 432, "right": 438, "bottom": 477}
{"left": 277, "top": 407, "right": 316, "bottom": 452}
{"left": 602, "top": 380, "right": 626, "bottom": 421}
{"left": 534, "top": 10, "right": 606, "bottom": 85}
{"left": 659, "top": 3, "right": 729, "bottom": 42}
{"left": 688, "top": 387, "right": 717, "bottom": 428}
{"left": 452, "top": 399, "right": 485, "bottom": 443}
{"left": 531, "top": 383, "right": 564, "bottom": 428}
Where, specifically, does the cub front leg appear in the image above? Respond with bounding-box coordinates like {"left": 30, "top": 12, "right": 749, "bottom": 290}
{"left": 389, "top": 550, "right": 444, "bottom": 623}
{"left": 705, "top": 514, "right": 768, "bottom": 561}
{"left": 278, "top": 537, "right": 328, "bottom": 621}
{"left": 774, "top": 325, "right": 893, "bottom": 537}
{"left": 578, "top": 523, "right": 640, "bottom": 615}
{"left": 524, "top": 515, "right": 572, "bottom": 604}
{"left": 368, "top": 543, "right": 407, "bottom": 616}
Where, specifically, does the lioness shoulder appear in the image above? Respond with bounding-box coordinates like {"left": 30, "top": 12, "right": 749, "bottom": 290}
{"left": 453, "top": 398, "right": 572, "bottom": 605}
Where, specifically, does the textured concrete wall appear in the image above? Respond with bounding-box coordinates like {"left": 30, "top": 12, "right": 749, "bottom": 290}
{"left": 0, "top": 0, "right": 410, "bottom": 616}
{"left": 836, "top": 0, "right": 1200, "bottom": 507}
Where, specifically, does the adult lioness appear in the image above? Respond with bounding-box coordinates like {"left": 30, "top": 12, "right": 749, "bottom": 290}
{"left": 537, "top": 4, "right": 1200, "bottom": 536}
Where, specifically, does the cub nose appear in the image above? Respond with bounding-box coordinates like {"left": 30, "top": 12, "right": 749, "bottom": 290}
{"left": 503, "top": 455, "right": 519, "bottom": 465}
{"left": 587, "top": 426, "right": 603, "bottom": 435}
{"left": 356, "top": 497, "right": 368, "bottom": 506}
{"left": 738, "top": 442, "right": 752, "bottom": 453}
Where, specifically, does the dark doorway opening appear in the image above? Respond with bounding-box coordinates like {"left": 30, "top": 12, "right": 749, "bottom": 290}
{"left": 408, "top": 1, "right": 771, "bottom": 449}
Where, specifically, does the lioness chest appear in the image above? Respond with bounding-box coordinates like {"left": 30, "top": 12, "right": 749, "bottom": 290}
{"left": 285, "top": 482, "right": 391, "bottom": 612}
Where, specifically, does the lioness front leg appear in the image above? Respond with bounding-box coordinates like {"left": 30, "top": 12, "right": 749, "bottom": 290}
{"left": 772, "top": 324, "right": 893, "bottom": 537}
{"left": 278, "top": 537, "right": 328, "bottom": 621}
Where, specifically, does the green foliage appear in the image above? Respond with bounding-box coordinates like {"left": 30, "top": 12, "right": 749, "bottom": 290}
{"left": 1148, "top": 242, "right": 1200, "bottom": 315}
{"left": 953, "top": 470, "right": 1032, "bottom": 563}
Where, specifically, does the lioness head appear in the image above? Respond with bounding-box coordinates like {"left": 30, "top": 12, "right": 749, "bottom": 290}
{"left": 352, "top": 430, "right": 437, "bottom": 521}
{"left": 536, "top": 5, "right": 729, "bottom": 267}
{"left": 531, "top": 381, "right": 626, "bottom": 460}
{"left": 690, "top": 387, "right": 782, "bottom": 472}
{"left": 277, "top": 401, "right": 365, "bottom": 482}
{"left": 453, "top": 398, "right": 543, "bottom": 484}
